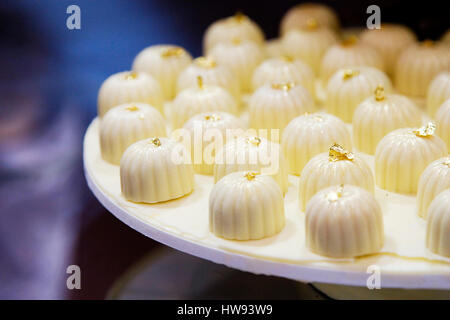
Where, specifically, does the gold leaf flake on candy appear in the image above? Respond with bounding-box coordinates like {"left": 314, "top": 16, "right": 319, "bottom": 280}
{"left": 271, "top": 82, "right": 295, "bottom": 91}
{"left": 195, "top": 57, "right": 216, "bottom": 69}
{"left": 246, "top": 136, "right": 262, "bottom": 146}
{"left": 231, "top": 37, "right": 242, "bottom": 45}
{"left": 126, "top": 105, "right": 139, "bottom": 111}
{"left": 443, "top": 158, "right": 450, "bottom": 168}
{"left": 124, "top": 72, "right": 138, "bottom": 80}
{"left": 231, "top": 12, "right": 247, "bottom": 23}
{"left": 244, "top": 171, "right": 259, "bottom": 181}
{"left": 413, "top": 122, "right": 436, "bottom": 137}
{"left": 281, "top": 55, "right": 294, "bottom": 62}
{"left": 161, "top": 47, "right": 185, "bottom": 58}
{"left": 197, "top": 76, "right": 204, "bottom": 89}
{"left": 374, "top": 85, "right": 385, "bottom": 101}
{"left": 149, "top": 137, "right": 162, "bottom": 147}
{"left": 306, "top": 17, "right": 318, "bottom": 30}
{"left": 329, "top": 143, "right": 354, "bottom": 161}
{"left": 204, "top": 114, "right": 221, "bottom": 121}
{"left": 327, "top": 184, "right": 344, "bottom": 202}
{"left": 281, "top": 56, "right": 294, "bottom": 63}
{"left": 342, "top": 69, "right": 359, "bottom": 80}
{"left": 341, "top": 35, "right": 358, "bottom": 47}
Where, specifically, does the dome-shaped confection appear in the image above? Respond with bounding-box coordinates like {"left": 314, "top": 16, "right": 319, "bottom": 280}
{"left": 97, "top": 71, "right": 164, "bottom": 117}
{"left": 214, "top": 136, "right": 288, "bottom": 193}
{"left": 248, "top": 82, "right": 315, "bottom": 138}
{"left": 182, "top": 111, "right": 246, "bottom": 175}
{"left": 171, "top": 76, "right": 238, "bottom": 129}
{"left": 176, "top": 57, "right": 240, "bottom": 99}
{"left": 282, "top": 112, "right": 352, "bottom": 175}
{"left": 305, "top": 184, "right": 384, "bottom": 258}
{"left": 209, "top": 171, "right": 285, "bottom": 240}
{"left": 100, "top": 103, "right": 167, "bottom": 165}
{"left": 132, "top": 45, "right": 193, "bottom": 100}
{"left": 436, "top": 99, "right": 450, "bottom": 149}
{"left": 282, "top": 24, "right": 338, "bottom": 75}
{"left": 280, "top": 3, "right": 340, "bottom": 35}
{"left": 375, "top": 123, "right": 448, "bottom": 194}
{"left": 427, "top": 72, "right": 450, "bottom": 117}
{"left": 325, "top": 67, "right": 392, "bottom": 122}
{"left": 120, "top": 137, "right": 194, "bottom": 203}
{"left": 320, "top": 36, "right": 385, "bottom": 81}
{"left": 359, "top": 24, "right": 417, "bottom": 76}
{"left": 203, "top": 13, "right": 265, "bottom": 54}
{"left": 353, "top": 86, "right": 422, "bottom": 154}
{"left": 251, "top": 56, "right": 316, "bottom": 96}
{"left": 395, "top": 40, "right": 450, "bottom": 98}
{"left": 209, "top": 39, "right": 265, "bottom": 93}
{"left": 417, "top": 157, "right": 450, "bottom": 218}
{"left": 265, "top": 38, "right": 285, "bottom": 58}
{"left": 426, "top": 189, "right": 450, "bottom": 257}
{"left": 299, "top": 144, "right": 374, "bottom": 211}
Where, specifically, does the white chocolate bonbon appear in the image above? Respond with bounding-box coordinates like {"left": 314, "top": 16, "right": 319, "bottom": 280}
{"left": 209, "top": 171, "right": 285, "bottom": 240}
{"left": 282, "top": 113, "right": 351, "bottom": 175}
{"left": 280, "top": 3, "right": 339, "bottom": 35}
{"left": 251, "top": 57, "right": 316, "bottom": 96}
{"left": 248, "top": 82, "right": 315, "bottom": 137}
{"left": 320, "top": 36, "right": 385, "bottom": 81}
{"left": 97, "top": 71, "right": 164, "bottom": 117}
{"left": 436, "top": 99, "right": 450, "bottom": 149}
{"left": 120, "top": 138, "right": 194, "bottom": 203}
{"left": 171, "top": 76, "right": 238, "bottom": 129}
{"left": 299, "top": 144, "right": 374, "bottom": 211}
{"left": 353, "top": 86, "right": 422, "bottom": 154}
{"left": 427, "top": 72, "right": 450, "bottom": 117}
{"left": 203, "top": 13, "right": 264, "bottom": 54}
{"left": 305, "top": 184, "right": 384, "bottom": 258}
{"left": 177, "top": 57, "right": 240, "bottom": 99}
{"left": 182, "top": 112, "right": 246, "bottom": 175}
{"left": 395, "top": 41, "right": 450, "bottom": 98}
{"left": 325, "top": 67, "right": 392, "bottom": 122}
{"left": 426, "top": 189, "right": 450, "bottom": 257}
{"left": 214, "top": 136, "right": 288, "bottom": 193}
{"left": 282, "top": 25, "right": 338, "bottom": 75}
{"left": 359, "top": 24, "right": 417, "bottom": 76}
{"left": 209, "top": 39, "right": 264, "bottom": 93}
{"left": 132, "top": 45, "right": 192, "bottom": 100}
{"left": 375, "top": 124, "right": 448, "bottom": 194}
{"left": 100, "top": 103, "right": 167, "bottom": 165}
{"left": 417, "top": 157, "right": 450, "bottom": 218}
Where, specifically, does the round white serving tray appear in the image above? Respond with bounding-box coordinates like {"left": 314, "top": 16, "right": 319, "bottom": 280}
{"left": 84, "top": 118, "right": 450, "bottom": 291}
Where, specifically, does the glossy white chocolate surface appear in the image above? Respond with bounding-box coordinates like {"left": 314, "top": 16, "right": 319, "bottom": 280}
{"left": 375, "top": 127, "right": 448, "bottom": 194}
{"left": 209, "top": 171, "right": 285, "bottom": 240}
{"left": 426, "top": 189, "right": 450, "bottom": 257}
{"left": 100, "top": 103, "right": 167, "bottom": 165}
{"left": 97, "top": 71, "right": 164, "bottom": 117}
{"left": 282, "top": 112, "right": 351, "bottom": 175}
{"left": 120, "top": 137, "right": 194, "bottom": 203}
{"left": 326, "top": 67, "right": 392, "bottom": 122}
{"left": 306, "top": 185, "right": 384, "bottom": 258}
{"left": 132, "top": 45, "right": 192, "bottom": 100}
{"left": 417, "top": 156, "right": 450, "bottom": 218}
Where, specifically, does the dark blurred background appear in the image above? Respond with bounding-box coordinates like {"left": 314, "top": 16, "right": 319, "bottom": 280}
{"left": 0, "top": 0, "right": 448, "bottom": 299}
